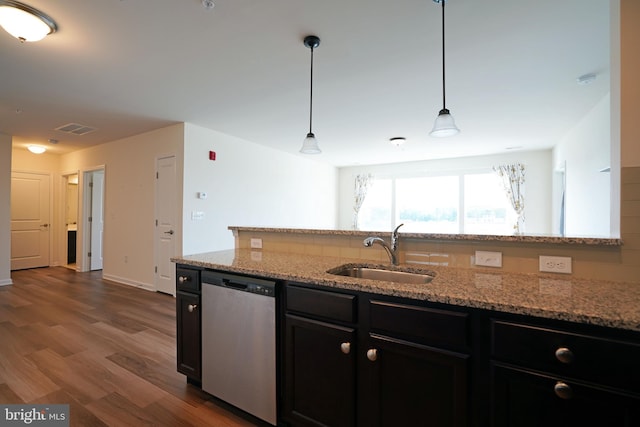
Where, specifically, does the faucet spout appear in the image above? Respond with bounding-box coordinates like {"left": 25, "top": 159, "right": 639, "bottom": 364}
{"left": 363, "top": 237, "right": 398, "bottom": 265}
{"left": 363, "top": 224, "right": 403, "bottom": 265}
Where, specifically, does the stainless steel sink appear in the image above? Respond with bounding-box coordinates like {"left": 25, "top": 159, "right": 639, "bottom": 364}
{"left": 327, "top": 264, "right": 436, "bottom": 284}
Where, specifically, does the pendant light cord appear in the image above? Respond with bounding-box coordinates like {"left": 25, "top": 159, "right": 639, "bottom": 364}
{"left": 309, "top": 46, "right": 314, "bottom": 134}
{"left": 441, "top": 0, "right": 446, "bottom": 110}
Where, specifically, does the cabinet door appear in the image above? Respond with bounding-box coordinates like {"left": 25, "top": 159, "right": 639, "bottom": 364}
{"left": 492, "top": 364, "right": 640, "bottom": 427}
{"left": 176, "top": 290, "right": 201, "bottom": 380}
{"left": 283, "top": 314, "right": 357, "bottom": 427}
{"left": 361, "top": 334, "right": 469, "bottom": 427}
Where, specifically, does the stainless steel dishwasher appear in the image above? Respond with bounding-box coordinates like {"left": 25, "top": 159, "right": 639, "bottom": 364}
{"left": 201, "top": 271, "right": 277, "bottom": 426}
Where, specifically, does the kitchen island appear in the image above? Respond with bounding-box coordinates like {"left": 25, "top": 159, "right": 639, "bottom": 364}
{"left": 173, "top": 249, "right": 640, "bottom": 427}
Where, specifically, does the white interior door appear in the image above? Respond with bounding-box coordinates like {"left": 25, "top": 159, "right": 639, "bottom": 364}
{"left": 90, "top": 171, "right": 105, "bottom": 270}
{"left": 11, "top": 172, "right": 51, "bottom": 270}
{"left": 155, "top": 156, "right": 177, "bottom": 295}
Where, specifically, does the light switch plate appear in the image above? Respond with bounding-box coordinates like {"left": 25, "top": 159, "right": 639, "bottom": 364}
{"left": 475, "top": 251, "right": 503, "bottom": 268}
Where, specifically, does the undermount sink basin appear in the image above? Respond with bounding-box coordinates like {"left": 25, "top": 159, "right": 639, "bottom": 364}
{"left": 327, "top": 264, "right": 436, "bottom": 284}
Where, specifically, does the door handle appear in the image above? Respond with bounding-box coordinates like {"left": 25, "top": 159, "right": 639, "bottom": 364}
{"left": 40, "top": 224, "right": 49, "bottom": 228}
{"left": 164, "top": 230, "right": 174, "bottom": 235}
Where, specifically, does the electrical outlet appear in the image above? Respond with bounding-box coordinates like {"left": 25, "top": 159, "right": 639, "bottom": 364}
{"left": 475, "top": 251, "right": 502, "bottom": 268}
{"left": 250, "top": 238, "right": 263, "bottom": 249}
{"left": 539, "top": 256, "right": 572, "bottom": 274}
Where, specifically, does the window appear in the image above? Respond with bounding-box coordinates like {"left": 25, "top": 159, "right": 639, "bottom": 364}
{"left": 396, "top": 176, "right": 459, "bottom": 233}
{"left": 358, "top": 178, "right": 392, "bottom": 231}
{"left": 463, "top": 173, "right": 516, "bottom": 235}
{"left": 358, "top": 171, "right": 517, "bottom": 235}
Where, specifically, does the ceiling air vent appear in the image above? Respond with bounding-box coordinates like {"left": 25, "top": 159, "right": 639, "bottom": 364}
{"left": 55, "top": 123, "right": 97, "bottom": 136}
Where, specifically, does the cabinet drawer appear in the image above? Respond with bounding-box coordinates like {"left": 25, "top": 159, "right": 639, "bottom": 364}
{"left": 286, "top": 284, "right": 356, "bottom": 324}
{"left": 492, "top": 320, "right": 640, "bottom": 392}
{"left": 176, "top": 267, "right": 200, "bottom": 293}
{"left": 370, "top": 300, "right": 469, "bottom": 351}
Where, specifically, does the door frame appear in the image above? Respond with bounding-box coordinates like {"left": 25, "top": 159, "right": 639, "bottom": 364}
{"left": 154, "top": 154, "right": 178, "bottom": 295}
{"left": 60, "top": 171, "right": 80, "bottom": 269}
{"left": 78, "top": 165, "right": 105, "bottom": 273}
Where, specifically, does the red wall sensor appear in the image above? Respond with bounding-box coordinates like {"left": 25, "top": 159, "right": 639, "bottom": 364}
{"left": 209, "top": 151, "right": 216, "bottom": 161}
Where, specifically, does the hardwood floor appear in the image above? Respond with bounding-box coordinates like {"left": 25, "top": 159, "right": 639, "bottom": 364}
{"left": 0, "top": 267, "right": 257, "bottom": 427}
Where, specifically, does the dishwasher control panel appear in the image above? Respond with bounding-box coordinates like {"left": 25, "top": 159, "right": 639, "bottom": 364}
{"left": 243, "top": 283, "right": 275, "bottom": 297}
{"left": 202, "top": 271, "right": 276, "bottom": 298}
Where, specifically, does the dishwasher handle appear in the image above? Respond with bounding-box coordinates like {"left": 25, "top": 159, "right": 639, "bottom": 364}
{"left": 222, "top": 279, "right": 248, "bottom": 291}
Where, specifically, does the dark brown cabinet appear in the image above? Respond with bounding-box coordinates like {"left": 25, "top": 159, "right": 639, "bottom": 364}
{"left": 283, "top": 284, "right": 358, "bottom": 427}
{"left": 284, "top": 314, "right": 357, "bottom": 427}
{"left": 282, "top": 283, "right": 471, "bottom": 427}
{"left": 176, "top": 266, "right": 201, "bottom": 383}
{"left": 490, "top": 318, "right": 640, "bottom": 426}
{"left": 361, "top": 299, "right": 470, "bottom": 427}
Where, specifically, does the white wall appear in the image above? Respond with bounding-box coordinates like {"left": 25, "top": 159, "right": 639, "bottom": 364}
{"left": 0, "top": 133, "right": 12, "bottom": 285}
{"left": 60, "top": 124, "right": 184, "bottom": 290}
{"left": 182, "top": 123, "right": 338, "bottom": 254}
{"left": 338, "top": 150, "right": 552, "bottom": 234}
{"left": 553, "top": 94, "right": 611, "bottom": 237}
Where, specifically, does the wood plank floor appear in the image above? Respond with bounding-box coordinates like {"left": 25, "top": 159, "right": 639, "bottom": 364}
{"left": 0, "top": 267, "right": 258, "bottom": 427}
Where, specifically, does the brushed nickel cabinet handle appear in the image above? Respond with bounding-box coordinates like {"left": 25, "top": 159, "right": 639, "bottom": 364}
{"left": 178, "top": 276, "right": 190, "bottom": 283}
{"left": 340, "top": 342, "right": 351, "bottom": 354}
{"left": 188, "top": 304, "right": 198, "bottom": 312}
{"left": 554, "top": 381, "right": 573, "bottom": 399}
{"left": 366, "top": 349, "right": 378, "bottom": 362}
{"left": 555, "top": 347, "right": 575, "bottom": 364}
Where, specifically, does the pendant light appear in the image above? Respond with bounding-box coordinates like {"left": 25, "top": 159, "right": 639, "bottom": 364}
{"left": 0, "top": 0, "right": 57, "bottom": 42}
{"left": 300, "top": 35, "right": 321, "bottom": 154}
{"left": 430, "top": 0, "right": 459, "bottom": 137}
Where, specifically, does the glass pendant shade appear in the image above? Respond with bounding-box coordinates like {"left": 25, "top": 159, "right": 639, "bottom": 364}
{"left": 0, "top": 1, "right": 57, "bottom": 42}
{"left": 300, "top": 132, "right": 321, "bottom": 154}
{"left": 430, "top": 108, "right": 459, "bottom": 137}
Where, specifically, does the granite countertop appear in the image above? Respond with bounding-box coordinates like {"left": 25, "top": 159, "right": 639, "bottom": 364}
{"left": 228, "top": 226, "right": 623, "bottom": 246}
{"left": 173, "top": 249, "right": 640, "bottom": 332}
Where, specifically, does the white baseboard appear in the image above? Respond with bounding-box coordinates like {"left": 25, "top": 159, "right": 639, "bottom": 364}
{"left": 102, "top": 274, "right": 155, "bottom": 292}
{"left": 0, "top": 278, "right": 13, "bottom": 286}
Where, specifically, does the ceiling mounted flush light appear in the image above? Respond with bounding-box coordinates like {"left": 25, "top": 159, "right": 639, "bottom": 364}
{"left": 576, "top": 72, "right": 597, "bottom": 85}
{"left": 27, "top": 145, "right": 46, "bottom": 154}
{"left": 300, "top": 35, "right": 321, "bottom": 154}
{"left": 389, "top": 137, "right": 406, "bottom": 146}
{"left": 201, "top": 0, "right": 214, "bottom": 10}
{"left": 0, "top": 0, "right": 57, "bottom": 42}
{"left": 430, "top": 0, "right": 459, "bottom": 138}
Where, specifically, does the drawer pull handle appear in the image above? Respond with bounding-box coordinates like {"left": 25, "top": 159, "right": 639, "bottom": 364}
{"left": 555, "top": 347, "right": 574, "bottom": 364}
{"left": 188, "top": 304, "right": 198, "bottom": 312}
{"left": 178, "top": 276, "right": 190, "bottom": 283}
{"left": 366, "top": 349, "right": 378, "bottom": 362}
{"left": 340, "top": 342, "right": 351, "bottom": 354}
{"left": 554, "top": 381, "right": 573, "bottom": 400}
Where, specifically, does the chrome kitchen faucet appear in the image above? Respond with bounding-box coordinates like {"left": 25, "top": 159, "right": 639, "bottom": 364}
{"left": 363, "top": 223, "right": 404, "bottom": 266}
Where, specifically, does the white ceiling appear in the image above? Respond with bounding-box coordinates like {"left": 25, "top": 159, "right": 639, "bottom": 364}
{"left": 0, "top": 0, "right": 611, "bottom": 167}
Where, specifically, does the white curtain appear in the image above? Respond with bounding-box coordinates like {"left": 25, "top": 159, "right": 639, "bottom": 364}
{"left": 353, "top": 173, "right": 374, "bottom": 230}
{"left": 493, "top": 163, "right": 525, "bottom": 234}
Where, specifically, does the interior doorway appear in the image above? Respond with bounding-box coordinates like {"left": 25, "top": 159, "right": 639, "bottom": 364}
{"left": 64, "top": 173, "right": 79, "bottom": 268}
{"left": 155, "top": 155, "right": 177, "bottom": 295}
{"left": 10, "top": 171, "right": 51, "bottom": 270}
{"left": 82, "top": 168, "right": 105, "bottom": 272}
